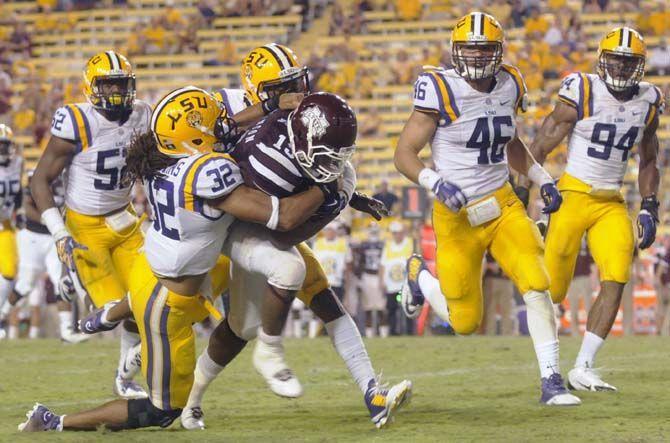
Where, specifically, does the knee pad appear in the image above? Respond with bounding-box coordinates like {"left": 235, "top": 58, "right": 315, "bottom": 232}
{"left": 126, "top": 398, "right": 181, "bottom": 429}
{"left": 267, "top": 252, "right": 306, "bottom": 292}
{"left": 449, "top": 311, "right": 480, "bottom": 335}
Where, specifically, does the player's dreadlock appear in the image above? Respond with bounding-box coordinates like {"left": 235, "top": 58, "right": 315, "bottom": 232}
{"left": 124, "top": 131, "right": 178, "bottom": 185}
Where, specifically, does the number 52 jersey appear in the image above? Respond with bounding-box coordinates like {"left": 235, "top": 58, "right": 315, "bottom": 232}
{"left": 50, "top": 100, "right": 152, "bottom": 215}
{"left": 558, "top": 72, "right": 664, "bottom": 190}
{"left": 413, "top": 65, "right": 527, "bottom": 202}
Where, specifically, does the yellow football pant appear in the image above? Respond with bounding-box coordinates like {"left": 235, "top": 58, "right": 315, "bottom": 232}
{"left": 0, "top": 221, "right": 17, "bottom": 280}
{"left": 210, "top": 242, "right": 329, "bottom": 305}
{"left": 545, "top": 174, "right": 634, "bottom": 303}
{"left": 65, "top": 207, "right": 144, "bottom": 307}
{"left": 129, "top": 254, "right": 214, "bottom": 411}
{"left": 433, "top": 183, "right": 549, "bottom": 335}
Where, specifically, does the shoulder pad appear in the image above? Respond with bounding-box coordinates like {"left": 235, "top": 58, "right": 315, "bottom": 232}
{"left": 184, "top": 153, "right": 243, "bottom": 202}
{"left": 413, "top": 71, "right": 460, "bottom": 123}
{"left": 50, "top": 104, "right": 93, "bottom": 151}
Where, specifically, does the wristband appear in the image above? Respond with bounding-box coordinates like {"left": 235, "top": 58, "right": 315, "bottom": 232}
{"left": 261, "top": 96, "right": 280, "bottom": 115}
{"left": 41, "top": 207, "right": 69, "bottom": 241}
{"left": 527, "top": 163, "right": 554, "bottom": 187}
{"left": 418, "top": 168, "right": 440, "bottom": 191}
{"left": 265, "top": 195, "right": 280, "bottom": 230}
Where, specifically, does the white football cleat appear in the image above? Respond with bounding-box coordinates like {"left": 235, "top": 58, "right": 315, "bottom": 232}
{"left": 113, "top": 373, "right": 148, "bottom": 399}
{"left": 60, "top": 329, "right": 90, "bottom": 344}
{"left": 253, "top": 339, "right": 303, "bottom": 398}
{"left": 181, "top": 406, "right": 205, "bottom": 430}
{"left": 568, "top": 366, "right": 618, "bottom": 392}
{"left": 118, "top": 342, "right": 142, "bottom": 380}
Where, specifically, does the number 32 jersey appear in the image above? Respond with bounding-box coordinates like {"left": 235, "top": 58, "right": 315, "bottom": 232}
{"left": 413, "top": 65, "right": 527, "bottom": 201}
{"left": 50, "top": 100, "right": 152, "bottom": 215}
{"left": 558, "top": 73, "right": 664, "bottom": 189}
{"left": 143, "top": 152, "right": 243, "bottom": 278}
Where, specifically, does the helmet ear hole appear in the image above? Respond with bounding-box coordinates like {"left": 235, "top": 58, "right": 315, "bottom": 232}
{"left": 192, "top": 139, "right": 203, "bottom": 146}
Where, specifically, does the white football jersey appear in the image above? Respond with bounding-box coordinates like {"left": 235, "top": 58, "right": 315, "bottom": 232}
{"left": 215, "top": 88, "right": 248, "bottom": 116}
{"left": 413, "top": 65, "right": 527, "bottom": 201}
{"left": 0, "top": 157, "right": 22, "bottom": 222}
{"left": 50, "top": 100, "right": 152, "bottom": 215}
{"left": 313, "top": 237, "right": 349, "bottom": 288}
{"left": 558, "top": 73, "right": 665, "bottom": 189}
{"left": 143, "top": 152, "right": 243, "bottom": 278}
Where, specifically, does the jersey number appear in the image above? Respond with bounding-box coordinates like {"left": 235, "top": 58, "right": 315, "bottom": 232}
{"left": 0, "top": 179, "right": 20, "bottom": 205}
{"left": 148, "top": 177, "right": 180, "bottom": 241}
{"left": 587, "top": 124, "right": 639, "bottom": 161}
{"left": 414, "top": 81, "right": 427, "bottom": 100}
{"left": 94, "top": 149, "right": 128, "bottom": 190}
{"left": 466, "top": 116, "right": 513, "bottom": 165}
{"left": 206, "top": 163, "right": 237, "bottom": 193}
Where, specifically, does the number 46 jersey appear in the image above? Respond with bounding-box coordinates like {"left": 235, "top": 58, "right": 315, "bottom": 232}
{"left": 413, "top": 65, "right": 527, "bottom": 202}
{"left": 50, "top": 100, "right": 152, "bottom": 215}
{"left": 558, "top": 72, "right": 664, "bottom": 190}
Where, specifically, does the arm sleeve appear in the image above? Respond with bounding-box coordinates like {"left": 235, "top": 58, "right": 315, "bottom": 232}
{"left": 191, "top": 155, "right": 244, "bottom": 200}
{"left": 49, "top": 106, "right": 77, "bottom": 141}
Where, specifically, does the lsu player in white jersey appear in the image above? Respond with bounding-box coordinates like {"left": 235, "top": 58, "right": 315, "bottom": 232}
{"left": 31, "top": 51, "right": 150, "bottom": 398}
{"left": 0, "top": 124, "right": 22, "bottom": 336}
{"left": 395, "top": 12, "right": 580, "bottom": 405}
{"left": 6, "top": 169, "right": 88, "bottom": 343}
{"left": 529, "top": 28, "right": 664, "bottom": 391}
{"left": 18, "top": 86, "right": 331, "bottom": 433}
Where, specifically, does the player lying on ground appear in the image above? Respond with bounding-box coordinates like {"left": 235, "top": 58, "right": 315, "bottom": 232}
{"left": 395, "top": 12, "right": 579, "bottom": 405}
{"left": 18, "top": 86, "right": 329, "bottom": 432}
{"left": 529, "top": 27, "right": 663, "bottom": 391}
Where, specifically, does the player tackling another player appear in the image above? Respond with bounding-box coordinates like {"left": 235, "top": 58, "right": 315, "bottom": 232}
{"left": 395, "top": 12, "right": 579, "bottom": 405}
{"left": 529, "top": 27, "right": 663, "bottom": 391}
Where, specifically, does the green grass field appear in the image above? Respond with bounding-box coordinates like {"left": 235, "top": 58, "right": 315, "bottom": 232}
{"left": 1, "top": 336, "right": 670, "bottom": 442}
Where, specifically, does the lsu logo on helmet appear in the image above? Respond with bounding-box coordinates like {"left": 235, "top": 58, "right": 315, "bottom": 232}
{"left": 151, "top": 86, "right": 234, "bottom": 157}
{"left": 240, "top": 43, "right": 309, "bottom": 104}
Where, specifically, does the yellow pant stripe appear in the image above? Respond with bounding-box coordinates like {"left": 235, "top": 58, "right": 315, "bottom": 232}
{"left": 144, "top": 284, "right": 174, "bottom": 411}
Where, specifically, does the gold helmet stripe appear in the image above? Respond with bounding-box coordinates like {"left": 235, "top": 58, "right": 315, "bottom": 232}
{"left": 619, "top": 28, "right": 630, "bottom": 48}
{"left": 263, "top": 44, "right": 291, "bottom": 71}
{"left": 471, "top": 12, "right": 484, "bottom": 36}
{"left": 106, "top": 50, "right": 121, "bottom": 70}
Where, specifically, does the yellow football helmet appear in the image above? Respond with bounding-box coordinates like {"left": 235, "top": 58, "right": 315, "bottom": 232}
{"left": 240, "top": 43, "right": 309, "bottom": 104}
{"left": 82, "top": 50, "right": 136, "bottom": 114}
{"left": 151, "top": 86, "right": 233, "bottom": 158}
{"left": 0, "top": 123, "right": 14, "bottom": 164}
{"left": 597, "top": 27, "right": 646, "bottom": 92}
{"left": 451, "top": 12, "right": 505, "bottom": 81}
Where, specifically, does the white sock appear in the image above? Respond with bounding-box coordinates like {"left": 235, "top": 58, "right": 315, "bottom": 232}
{"left": 308, "top": 319, "right": 320, "bottom": 338}
{"left": 258, "top": 328, "right": 283, "bottom": 348}
{"left": 418, "top": 270, "right": 449, "bottom": 321}
{"left": 58, "top": 311, "right": 73, "bottom": 337}
{"left": 186, "top": 347, "right": 226, "bottom": 408}
{"left": 29, "top": 326, "right": 40, "bottom": 339}
{"left": 325, "top": 314, "right": 375, "bottom": 394}
{"left": 9, "top": 325, "right": 18, "bottom": 339}
{"left": 379, "top": 325, "right": 390, "bottom": 338}
{"left": 575, "top": 331, "right": 605, "bottom": 368}
{"left": 0, "top": 277, "right": 12, "bottom": 313}
{"left": 118, "top": 327, "right": 141, "bottom": 380}
{"left": 523, "top": 290, "right": 560, "bottom": 378}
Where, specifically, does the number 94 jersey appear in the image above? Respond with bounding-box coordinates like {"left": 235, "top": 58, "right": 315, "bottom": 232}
{"left": 50, "top": 100, "right": 152, "bottom": 215}
{"left": 558, "top": 72, "right": 664, "bottom": 189}
{"left": 413, "top": 65, "right": 527, "bottom": 201}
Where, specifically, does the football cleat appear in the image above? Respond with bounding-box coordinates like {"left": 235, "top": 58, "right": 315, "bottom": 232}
{"left": 18, "top": 403, "right": 62, "bottom": 432}
{"left": 118, "top": 343, "right": 142, "bottom": 381}
{"left": 114, "top": 372, "right": 148, "bottom": 400}
{"left": 568, "top": 366, "right": 618, "bottom": 392}
{"left": 181, "top": 406, "right": 205, "bottom": 430}
{"left": 60, "top": 329, "right": 90, "bottom": 344}
{"left": 365, "top": 378, "right": 413, "bottom": 429}
{"left": 79, "top": 301, "right": 121, "bottom": 334}
{"left": 253, "top": 339, "right": 303, "bottom": 398}
{"left": 401, "top": 254, "right": 427, "bottom": 318}
{"left": 540, "top": 373, "right": 582, "bottom": 406}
